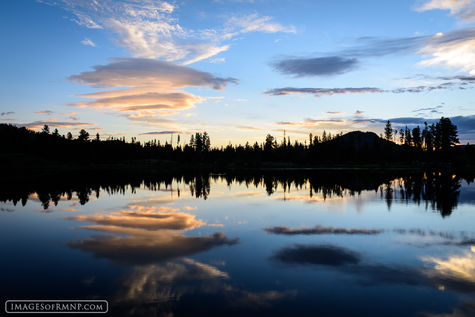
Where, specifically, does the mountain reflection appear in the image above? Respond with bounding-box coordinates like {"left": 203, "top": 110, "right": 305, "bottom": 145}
{"left": 1, "top": 171, "right": 473, "bottom": 216}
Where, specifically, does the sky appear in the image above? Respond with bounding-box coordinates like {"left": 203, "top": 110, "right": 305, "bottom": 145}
{"left": 1, "top": 0, "right": 475, "bottom": 145}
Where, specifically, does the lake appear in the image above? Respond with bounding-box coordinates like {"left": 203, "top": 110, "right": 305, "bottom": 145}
{"left": 1, "top": 171, "right": 474, "bottom": 316}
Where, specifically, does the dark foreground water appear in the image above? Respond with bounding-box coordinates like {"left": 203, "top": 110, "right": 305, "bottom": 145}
{"left": 1, "top": 171, "right": 475, "bottom": 316}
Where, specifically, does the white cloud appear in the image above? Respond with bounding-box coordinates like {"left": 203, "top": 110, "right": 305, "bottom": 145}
{"left": 416, "top": 0, "right": 475, "bottom": 22}
{"left": 210, "top": 57, "right": 226, "bottom": 64}
{"left": 419, "top": 30, "right": 475, "bottom": 75}
{"left": 81, "top": 38, "right": 96, "bottom": 47}
{"left": 224, "top": 13, "right": 296, "bottom": 39}
{"left": 41, "top": 1, "right": 295, "bottom": 64}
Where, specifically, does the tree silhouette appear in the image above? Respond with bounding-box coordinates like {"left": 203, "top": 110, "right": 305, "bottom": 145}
{"left": 264, "top": 134, "right": 276, "bottom": 152}
{"left": 412, "top": 126, "right": 422, "bottom": 150}
{"left": 384, "top": 120, "right": 393, "bottom": 141}
{"left": 78, "top": 129, "right": 89, "bottom": 142}
{"left": 438, "top": 117, "right": 459, "bottom": 151}
{"left": 41, "top": 125, "right": 50, "bottom": 134}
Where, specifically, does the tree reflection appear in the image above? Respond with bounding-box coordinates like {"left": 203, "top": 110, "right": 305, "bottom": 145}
{"left": 1, "top": 171, "right": 472, "bottom": 217}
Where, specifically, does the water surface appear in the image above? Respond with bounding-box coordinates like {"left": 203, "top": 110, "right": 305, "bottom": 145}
{"left": 1, "top": 171, "right": 474, "bottom": 316}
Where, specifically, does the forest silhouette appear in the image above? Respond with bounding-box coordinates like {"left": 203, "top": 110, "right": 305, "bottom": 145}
{"left": 0, "top": 117, "right": 473, "bottom": 171}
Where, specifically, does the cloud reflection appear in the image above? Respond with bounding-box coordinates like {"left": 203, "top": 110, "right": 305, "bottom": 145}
{"left": 423, "top": 249, "right": 475, "bottom": 283}
{"left": 270, "top": 243, "right": 475, "bottom": 294}
{"left": 265, "top": 225, "right": 383, "bottom": 235}
{"left": 114, "top": 258, "right": 297, "bottom": 316}
{"left": 271, "top": 244, "right": 361, "bottom": 266}
{"left": 67, "top": 204, "right": 238, "bottom": 265}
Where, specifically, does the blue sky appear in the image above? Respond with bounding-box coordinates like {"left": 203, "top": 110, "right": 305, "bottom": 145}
{"left": 1, "top": 0, "right": 475, "bottom": 145}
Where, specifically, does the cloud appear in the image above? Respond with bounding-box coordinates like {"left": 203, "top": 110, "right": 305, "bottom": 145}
{"left": 126, "top": 114, "right": 176, "bottom": 125}
{"left": 210, "top": 57, "right": 226, "bottom": 64}
{"left": 418, "top": 31, "right": 475, "bottom": 75}
{"left": 81, "top": 38, "right": 96, "bottom": 47}
{"left": 354, "top": 110, "right": 365, "bottom": 115}
{"left": 265, "top": 225, "right": 383, "bottom": 235}
{"left": 139, "top": 130, "right": 184, "bottom": 135}
{"left": 283, "top": 27, "right": 475, "bottom": 76}
{"left": 42, "top": 1, "right": 294, "bottom": 64}
{"left": 272, "top": 56, "right": 358, "bottom": 77}
{"left": 59, "top": 112, "right": 79, "bottom": 116}
{"left": 68, "top": 58, "right": 237, "bottom": 122}
{"left": 224, "top": 13, "right": 296, "bottom": 38}
{"left": 69, "top": 58, "right": 237, "bottom": 90}
{"left": 265, "top": 87, "right": 383, "bottom": 97}
{"left": 270, "top": 244, "right": 361, "bottom": 266}
{"left": 413, "top": 105, "right": 443, "bottom": 113}
{"left": 1, "top": 111, "right": 14, "bottom": 116}
{"left": 351, "top": 28, "right": 475, "bottom": 75}
{"left": 415, "top": 0, "right": 475, "bottom": 22}
{"left": 265, "top": 75, "right": 475, "bottom": 98}
{"left": 77, "top": 92, "right": 202, "bottom": 111}
{"left": 276, "top": 118, "right": 347, "bottom": 129}
{"left": 235, "top": 125, "right": 262, "bottom": 131}
{"left": 16, "top": 120, "right": 96, "bottom": 130}
{"left": 34, "top": 110, "right": 54, "bottom": 115}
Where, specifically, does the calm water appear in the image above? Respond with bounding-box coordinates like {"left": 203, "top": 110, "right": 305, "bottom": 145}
{"left": 1, "top": 171, "right": 475, "bottom": 316}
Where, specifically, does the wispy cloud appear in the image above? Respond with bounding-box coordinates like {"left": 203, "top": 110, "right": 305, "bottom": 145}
{"left": 1, "top": 111, "right": 14, "bottom": 116}
{"left": 16, "top": 119, "right": 96, "bottom": 130}
{"left": 59, "top": 111, "right": 79, "bottom": 116}
{"left": 265, "top": 76, "right": 475, "bottom": 97}
{"left": 274, "top": 27, "right": 475, "bottom": 76}
{"left": 209, "top": 57, "right": 226, "bottom": 64}
{"left": 139, "top": 130, "right": 184, "bottom": 135}
{"left": 236, "top": 125, "right": 262, "bottom": 131}
{"left": 415, "top": 0, "right": 475, "bottom": 22}
{"left": 412, "top": 105, "right": 443, "bottom": 115}
{"left": 34, "top": 110, "right": 54, "bottom": 115}
{"left": 276, "top": 118, "right": 347, "bottom": 128}
{"left": 350, "top": 27, "right": 475, "bottom": 75}
{"left": 42, "top": 1, "right": 294, "bottom": 64}
{"left": 81, "top": 38, "right": 96, "bottom": 47}
{"left": 265, "top": 87, "right": 383, "bottom": 97}
{"left": 223, "top": 13, "right": 296, "bottom": 39}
